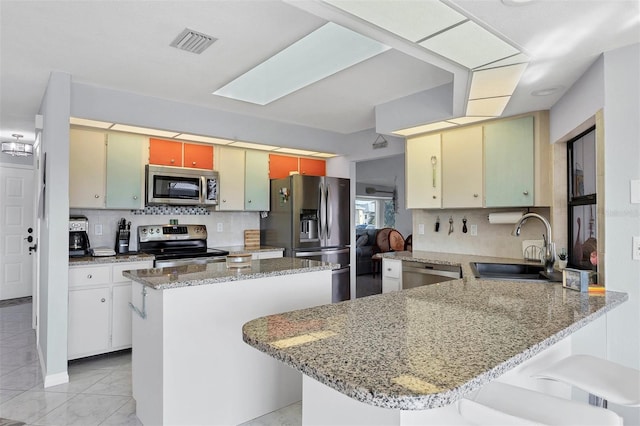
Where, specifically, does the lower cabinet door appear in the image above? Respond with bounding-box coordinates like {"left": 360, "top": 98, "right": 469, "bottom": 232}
{"left": 68, "top": 287, "right": 110, "bottom": 359}
{"left": 111, "top": 284, "right": 132, "bottom": 349}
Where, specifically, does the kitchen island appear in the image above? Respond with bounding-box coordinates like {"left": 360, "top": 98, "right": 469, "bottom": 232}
{"left": 242, "top": 251, "right": 628, "bottom": 425}
{"left": 123, "top": 257, "right": 336, "bottom": 426}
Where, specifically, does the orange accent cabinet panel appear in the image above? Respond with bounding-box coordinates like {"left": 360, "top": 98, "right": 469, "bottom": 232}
{"left": 184, "top": 143, "right": 214, "bottom": 170}
{"left": 269, "top": 154, "right": 299, "bottom": 179}
{"left": 149, "top": 138, "right": 182, "bottom": 166}
{"left": 299, "top": 158, "right": 326, "bottom": 176}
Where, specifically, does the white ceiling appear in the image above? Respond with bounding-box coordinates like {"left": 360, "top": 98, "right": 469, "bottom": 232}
{"left": 1, "top": 0, "right": 638, "bottom": 144}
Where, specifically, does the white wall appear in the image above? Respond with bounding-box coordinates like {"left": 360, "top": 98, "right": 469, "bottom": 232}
{"left": 550, "top": 43, "right": 639, "bottom": 423}
{"left": 38, "top": 71, "right": 71, "bottom": 386}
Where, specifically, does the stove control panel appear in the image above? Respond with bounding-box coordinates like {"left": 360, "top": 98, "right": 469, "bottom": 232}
{"left": 138, "top": 224, "right": 208, "bottom": 243}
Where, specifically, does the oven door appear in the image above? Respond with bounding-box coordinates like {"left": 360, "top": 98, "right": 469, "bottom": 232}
{"left": 155, "top": 256, "right": 226, "bottom": 268}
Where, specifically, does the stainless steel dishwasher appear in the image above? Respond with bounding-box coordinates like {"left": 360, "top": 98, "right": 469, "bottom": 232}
{"left": 402, "top": 261, "right": 461, "bottom": 289}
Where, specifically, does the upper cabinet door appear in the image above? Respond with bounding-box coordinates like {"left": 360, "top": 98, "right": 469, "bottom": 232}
{"left": 106, "top": 133, "right": 145, "bottom": 209}
{"left": 442, "top": 126, "right": 483, "bottom": 208}
{"left": 244, "top": 150, "right": 269, "bottom": 211}
{"left": 406, "top": 134, "right": 442, "bottom": 209}
{"left": 269, "top": 154, "right": 299, "bottom": 179}
{"left": 299, "top": 158, "right": 326, "bottom": 176}
{"left": 183, "top": 143, "right": 213, "bottom": 170}
{"left": 484, "top": 116, "right": 534, "bottom": 207}
{"left": 217, "top": 147, "right": 245, "bottom": 211}
{"left": 70, "top": 128, "right": 107, "bottom": 208}
{"left": 149, "top": 138, "right": 182, "bottom": 167}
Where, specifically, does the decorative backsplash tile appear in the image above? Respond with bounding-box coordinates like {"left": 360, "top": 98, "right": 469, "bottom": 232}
{"left": 131, "top": 206, "right": 211, "bottom": 215}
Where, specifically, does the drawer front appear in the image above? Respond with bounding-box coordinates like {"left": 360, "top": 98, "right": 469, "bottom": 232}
{"left": 112, "top": 261, "right": 153, "bottom": 283}
{"left": 69, "top": 265, "right": 111, "bottom": 287}
{"left": 383, "top": 259, "right": 401, "bottom": 279}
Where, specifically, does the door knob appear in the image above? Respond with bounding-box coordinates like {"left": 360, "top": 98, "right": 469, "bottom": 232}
{"left": 24, "top": 236, "right": 33, "bottom": 243}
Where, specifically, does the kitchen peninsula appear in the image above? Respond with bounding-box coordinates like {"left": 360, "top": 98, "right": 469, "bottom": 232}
{"left": 123, "top": 257, "right": 336, "bottom": 426}
{"left": 243, "top": 251, "right": 628, "bottom": 425}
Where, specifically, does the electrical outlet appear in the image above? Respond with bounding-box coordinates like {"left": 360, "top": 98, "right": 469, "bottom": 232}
{"left": 217, "top": 223, "right": 223, "bottom": 232}
{"left": 94, "top": 224, "right": 103, "bottom": 236}
{"left": 418, "top": 224, "right": 425, "bottom": 235}
{"left": 470, "top": 224, "right": 478, "bottom": 236}
{"left": 633, "top": 236, "right": 640, "bottom": 261}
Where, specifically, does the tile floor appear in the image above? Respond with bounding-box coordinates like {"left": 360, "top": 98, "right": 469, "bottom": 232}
{"left": 0, "top": 300, "right": 301, "bottom": 426}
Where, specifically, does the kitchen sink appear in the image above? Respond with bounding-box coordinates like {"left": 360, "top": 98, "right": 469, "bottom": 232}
{"left": 470, "top": 262, "right": 561, "bottom": 282}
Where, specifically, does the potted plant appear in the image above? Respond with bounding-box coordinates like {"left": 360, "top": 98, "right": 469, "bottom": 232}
{"left": 557, "top": 249, "right": 568, "bottom": 270}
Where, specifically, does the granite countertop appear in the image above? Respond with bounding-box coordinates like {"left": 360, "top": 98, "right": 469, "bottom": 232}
{"left": 213, "top": 245, "right": 285, "bottom": 254}
{"left": 69, "top": 252, "right": 154, "bottom": 265}
{"left": 242, "top": 252, "right": 627, "bottom": 411}
{"left": 123, "top": 257, "right": 337, "bottom": 290}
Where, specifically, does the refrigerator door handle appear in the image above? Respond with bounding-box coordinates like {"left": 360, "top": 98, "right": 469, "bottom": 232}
{"left": 326, "top": 183, "right": 332, "bottom": 239}
{"left": 294, "top": 247, "right": 350, "bottom": 257}
{"left": 318, "top": 181, "right": 326, "bottom": 240}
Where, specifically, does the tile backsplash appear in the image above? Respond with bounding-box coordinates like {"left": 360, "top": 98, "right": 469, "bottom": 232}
{"left": 412, "top": 207, "right": 555, "bottom": 259}
{"left": 70, "top": 209, "right": 259, "bottom": 251}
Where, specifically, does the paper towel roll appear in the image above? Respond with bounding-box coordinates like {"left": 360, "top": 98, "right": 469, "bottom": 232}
{"left": 488, "top": 212, "right": 524, "bottom": 224}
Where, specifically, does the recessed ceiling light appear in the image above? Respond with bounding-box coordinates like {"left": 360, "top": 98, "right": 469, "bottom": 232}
{"left": 326, "top": 0, "right": 466, "bottom": 43}
{"left": 110, "top": 124, "right": 180, "bottom": 138}
{"left": 69, "top": 117, "right": 113, "bottom": 129}
{"left": 466, "top": 96, "right": 511, "bottom": 116}
{"left": 174, "top": 134, "right": 233, "bottom": 145}
{"left": 213, "top": 22, "right": 389, "bottom": 105}
{"left": 531, "top": 87, "right": 563, "bottom": 96}
{"left": 393, "top": 121, "right": 457, "bottom": 136}
{"left": 419, "top": 20, "right": 519, "bottom": 69}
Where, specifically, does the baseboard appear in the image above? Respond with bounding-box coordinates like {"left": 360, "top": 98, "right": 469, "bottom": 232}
{"left": 37, "top": 344, "right": 69, "bottom": 388}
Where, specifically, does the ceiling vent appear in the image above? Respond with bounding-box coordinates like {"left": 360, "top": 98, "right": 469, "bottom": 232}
{"left": 170, "top": 28, "right": 216, "bottom": 54}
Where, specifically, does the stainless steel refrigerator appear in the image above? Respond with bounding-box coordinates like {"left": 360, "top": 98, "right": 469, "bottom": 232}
{"left": 261, "top": 175, "right": 350, "bottom": 302}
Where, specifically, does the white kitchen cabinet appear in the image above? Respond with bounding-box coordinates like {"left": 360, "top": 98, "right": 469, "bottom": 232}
{"left": 68, "top": 286, "right": 111, "bottom": 358}
{"left": 106, "top": 133, "right": 146, "bottom": 209}
{"left": 68, "top": 260, "right": 152, "bottom": 359}
{"left": 442, "top": 126, "right": 483, "bottom": 208}
{"left": 484, "top": 115, "right": 535, "bottom": 207}
{"left": 406, "top": 134, "right": 442, "bottom": 209}
{"left": 217, "top": 146, "right": 246, "bottom": 211}
{"left": 69, "top": 128, "right": 107, "bottom": 208}
{"left": 244, "top": 150, "right": 269, "bottom": 211}
{"left": 381, "top": 258, "right": 402, "bottom": 293}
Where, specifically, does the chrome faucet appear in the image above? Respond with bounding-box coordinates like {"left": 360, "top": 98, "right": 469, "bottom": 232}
{"left": 512, "top": 213, "right": 556, "bottom": 274}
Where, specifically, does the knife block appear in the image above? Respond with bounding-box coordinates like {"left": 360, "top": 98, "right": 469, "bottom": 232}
{"left": 115, "top": 229, "right": 130, "bottom": 254}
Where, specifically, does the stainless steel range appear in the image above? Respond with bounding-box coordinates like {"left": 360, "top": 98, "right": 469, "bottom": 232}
{"left": 137, "top": 224, "right": 229, "bottom": 267}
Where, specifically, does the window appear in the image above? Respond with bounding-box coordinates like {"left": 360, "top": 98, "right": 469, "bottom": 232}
{"left": 567, "top": 127, "right": 597, "bottom": 272}
{"left": 355, "top": 197, "right": 395, "bottom": 229}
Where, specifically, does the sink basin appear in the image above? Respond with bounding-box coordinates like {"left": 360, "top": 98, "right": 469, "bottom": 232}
{"left": 470, "top": 262, "right": 554, "bottom": 281}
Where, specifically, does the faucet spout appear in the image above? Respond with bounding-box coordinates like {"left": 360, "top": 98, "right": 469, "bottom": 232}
{"left": 512, "top": 213, "right": 556, "bottom": 274}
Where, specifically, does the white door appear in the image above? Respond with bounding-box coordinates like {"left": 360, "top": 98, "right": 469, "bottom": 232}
{"left": 0, "top": 165, "right": 35, "bottom": 300}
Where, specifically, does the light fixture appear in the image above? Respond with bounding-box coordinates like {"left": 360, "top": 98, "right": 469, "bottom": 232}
{"left": 532, "top": 87, "right": 563, "bottom": 96}
{"left": 372, "top": 134, "right": 388, "bottom": 149}
{"left": 393, "top": 121, "right": 457, "bottom": 136}
{"left": 213, "top": 22, "right": 389, "bottom": 105}
{"left": 110, "top": 124, "right": 180, "bottom": 138}
{"left": 2, "top": 134, "right": 33, "bottom": 157}
{"left": 273, "top": 147, "right": 319, "bottom": 156}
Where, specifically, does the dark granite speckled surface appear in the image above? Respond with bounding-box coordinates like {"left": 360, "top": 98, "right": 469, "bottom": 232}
{"left": 242, "top": 252, "right": 627, "bottom": 411}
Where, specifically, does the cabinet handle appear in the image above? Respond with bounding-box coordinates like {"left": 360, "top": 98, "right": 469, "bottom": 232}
{"left": 87, "top": 274, "right": 92, "bottom": 279}
{"left": 222, "top": 199, "right": 226, "bottom": 203}
{"left": 94, "top": 194, "right": 99, "bottom": 198}
{"left": 432, "top": 195, "right": 436, "bottom": 199}
{"left": 473, "top": 194, "right": 478, "bottom": 198}
{"left": 248, "top": 199, "right": 252, "bottom": 203}
{"left": 101, "top": 298, "right": 106, "bottom": 303}
{"left": 192, "top": 161, "right": 196, "bottom": 166}
{"left": 133, "top": 196, "right": 138, "bottom": 200}
{"left": 523, "top": 190, "right": 529, "bottom": 195}
{"left": 170, "top": 159, "right": 175, "bottom": 163}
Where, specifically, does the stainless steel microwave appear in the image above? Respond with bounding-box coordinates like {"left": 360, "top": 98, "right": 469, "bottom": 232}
{"left": 146, "top": 165, "right": 218, "bottom": 206}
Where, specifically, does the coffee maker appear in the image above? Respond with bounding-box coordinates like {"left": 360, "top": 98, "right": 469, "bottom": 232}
{"left": 69, "top": 216, "right": 90, "bottom": 257}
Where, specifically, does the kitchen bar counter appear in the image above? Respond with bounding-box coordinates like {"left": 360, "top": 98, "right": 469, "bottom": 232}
{"left": 242, "top": 251, "right": 627, "bottom": 416}
{"left": 68, "top": 252, "right": 154, "bottom": 265}
{"left": 213, "top": 244, "right": 285, "bottom": 255}
{"left": 123, "top": 257, "right": 336, "bottom": 290}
